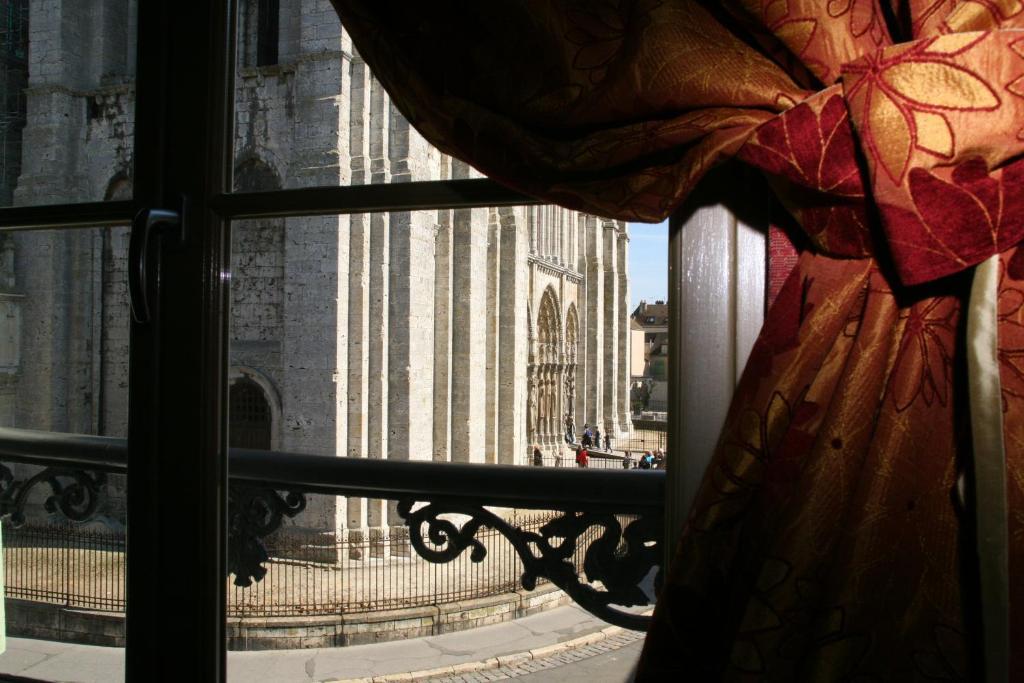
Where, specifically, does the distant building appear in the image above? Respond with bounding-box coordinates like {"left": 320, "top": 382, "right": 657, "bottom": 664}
{"left": 630, "top": 300, "right": 668, "bottom": 413}
{"left": 630, "top": 318, "right": 645, "bottom": 379}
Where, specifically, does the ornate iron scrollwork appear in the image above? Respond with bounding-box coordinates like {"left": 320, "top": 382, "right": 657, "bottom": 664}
{"left": 0, "top": 462, "right": 107, "bottom": 526}
{"left": 0, "top": 461, "right": 309, "bottom": 589}
{"left": 227, "top": 485, "right": 306, "bottom": 587}
{"left": 397, "top": 500, "right": 661, "bottom": 630}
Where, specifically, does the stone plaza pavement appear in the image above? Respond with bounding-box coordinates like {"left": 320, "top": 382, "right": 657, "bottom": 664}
{"left": 0, "top": 605, "right": 647, "bottom": 682}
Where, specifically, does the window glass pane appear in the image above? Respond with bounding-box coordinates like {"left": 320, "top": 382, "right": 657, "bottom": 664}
{"left": 226, "top": 5, "right": 671, "bottom": 673}
{"left": 0, "top": 1, "right": 137, "bottom": 208}
{"left": 0, "top": 226, "right": 128, "bottom": 681}
{"left": 0, "top": 227, "right": 130, "bottom": 436}
{"left": 228, "top": 208, "right": 633, "bottom": 465}
{"left": 223, "top": 210, "right": 667, "bottom": 672}
{"left": 231, "top": 0, "right": 461, "bottom": 193}
{"left": 625, "top": 222, "right": 668, "bottom": 455}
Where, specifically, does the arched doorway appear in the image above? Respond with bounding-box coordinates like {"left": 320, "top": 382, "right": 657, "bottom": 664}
{"left": 228, "top": 378, "right": 272, "bottom": 449}
{"left": 529, "top": 288, "right": 563, "bottom": 448}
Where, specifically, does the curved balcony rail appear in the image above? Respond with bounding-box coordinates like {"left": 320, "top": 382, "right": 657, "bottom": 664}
{"left": 0, "top": 427, "right": 664, "bottom": 631}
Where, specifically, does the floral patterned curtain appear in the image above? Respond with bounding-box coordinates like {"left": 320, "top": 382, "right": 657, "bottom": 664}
{"left": 330, "top": 1, "right": 1024, "bottom": 678}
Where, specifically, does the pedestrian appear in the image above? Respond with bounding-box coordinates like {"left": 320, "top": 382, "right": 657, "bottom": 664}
{"left": 532, "top": 445, "right": 543, "bottom": 467}
{"left": 639, "top": 450, "right": 652, "bottom": 469}
{"left": 604, "top": 432, "right": 611, "bottom": 451}
{"left": 575, "top": 447, "right": 589, "bottom": 468}
{"left": 622, "top": 450, "right": 633, "bottom": 469}
{"left": 594, "top": 426, "right": 602, "bottom": 450}
{"left": 652, "top": 450, "right": 663, "bottom": 469}
{"left": 564, "top": 415, "right": 576, "bottom": 444}
{"left": 581, "top": 424, "right": 592, "bottom": 448}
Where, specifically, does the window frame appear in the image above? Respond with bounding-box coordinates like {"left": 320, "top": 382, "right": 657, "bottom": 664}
{"left": 0, "top": 2, "right": 766, "bottom": 679}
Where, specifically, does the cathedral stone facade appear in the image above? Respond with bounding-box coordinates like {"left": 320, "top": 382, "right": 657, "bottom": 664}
{"left": 1, "top": 0, "right": 631, "bottom": 541}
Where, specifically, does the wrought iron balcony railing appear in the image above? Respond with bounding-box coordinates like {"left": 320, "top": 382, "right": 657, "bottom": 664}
{"left": 0, "top": 427, "right": 664, "bottom": 631}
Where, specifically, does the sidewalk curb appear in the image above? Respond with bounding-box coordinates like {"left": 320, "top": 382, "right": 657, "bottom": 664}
{"left": 329, "top": 612, "right": 650, "bottom": 683}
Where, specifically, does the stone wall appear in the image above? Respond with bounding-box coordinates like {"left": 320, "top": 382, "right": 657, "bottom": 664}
{"left": 5, "top": 584, "right": 572, "bottom": 650}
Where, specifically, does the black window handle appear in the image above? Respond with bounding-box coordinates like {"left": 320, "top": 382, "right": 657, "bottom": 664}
{"left": 128, "top": 205, "right": 184, "bottom": 324}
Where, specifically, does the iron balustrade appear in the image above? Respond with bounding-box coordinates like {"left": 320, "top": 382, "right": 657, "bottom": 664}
{"left": 4, "top": 524, "right": 126, "bottom": 612}
{"left": 0, "top": 427, "right": 664, "bottom": 630}
{"left": 619, "top": 419, "right": 669, "bottom": 456}
{"left": 533, "top": 453, "right": 628, "bottom": 469}
{"left": 2, "top": 512, "right": 636, "bottom": 619}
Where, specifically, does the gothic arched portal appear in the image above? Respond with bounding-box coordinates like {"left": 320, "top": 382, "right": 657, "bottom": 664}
{"left": 529, "top": 287, "right": 567, "bottom": 448}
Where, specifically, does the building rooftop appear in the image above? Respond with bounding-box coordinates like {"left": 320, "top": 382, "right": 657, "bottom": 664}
{"left": 630, "top": 300, "right": 668, "bottom": 327}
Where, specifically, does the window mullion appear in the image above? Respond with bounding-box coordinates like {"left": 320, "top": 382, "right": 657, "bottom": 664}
{"left": 125, "top": 0, "right": 234, "bottom": 680}
{"left": 211, "top": 178, "right": 541, "bottom": 220}
{"left": 0, "top": 200, "right": 134, "bottom": 231}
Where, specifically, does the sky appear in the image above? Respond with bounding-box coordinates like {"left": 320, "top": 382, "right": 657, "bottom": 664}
{"left": 626, "top": 220, "right": 668, "bottom": 312}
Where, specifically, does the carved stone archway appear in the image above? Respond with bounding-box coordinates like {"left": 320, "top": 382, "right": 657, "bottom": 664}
{"left": 528, "top": 287, "right": 564, "bottom": 449}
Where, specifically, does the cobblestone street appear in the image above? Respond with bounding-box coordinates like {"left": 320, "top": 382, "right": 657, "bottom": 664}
{"left": 425, "top": 631, "right": 643, "bottom": 682}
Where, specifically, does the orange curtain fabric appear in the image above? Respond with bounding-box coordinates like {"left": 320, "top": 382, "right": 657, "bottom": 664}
{"left": 329, "top": 1, "right": 1024, "bottom": 678}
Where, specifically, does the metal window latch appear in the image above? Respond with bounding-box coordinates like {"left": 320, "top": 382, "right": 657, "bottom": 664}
{"left": 128, "top": 201, "right": 186, "bottom": 324}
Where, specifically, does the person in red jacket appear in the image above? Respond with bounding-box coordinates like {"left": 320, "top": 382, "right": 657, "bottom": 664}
{"left": 575, "top": 447, "right": 589, "bottom": 468}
